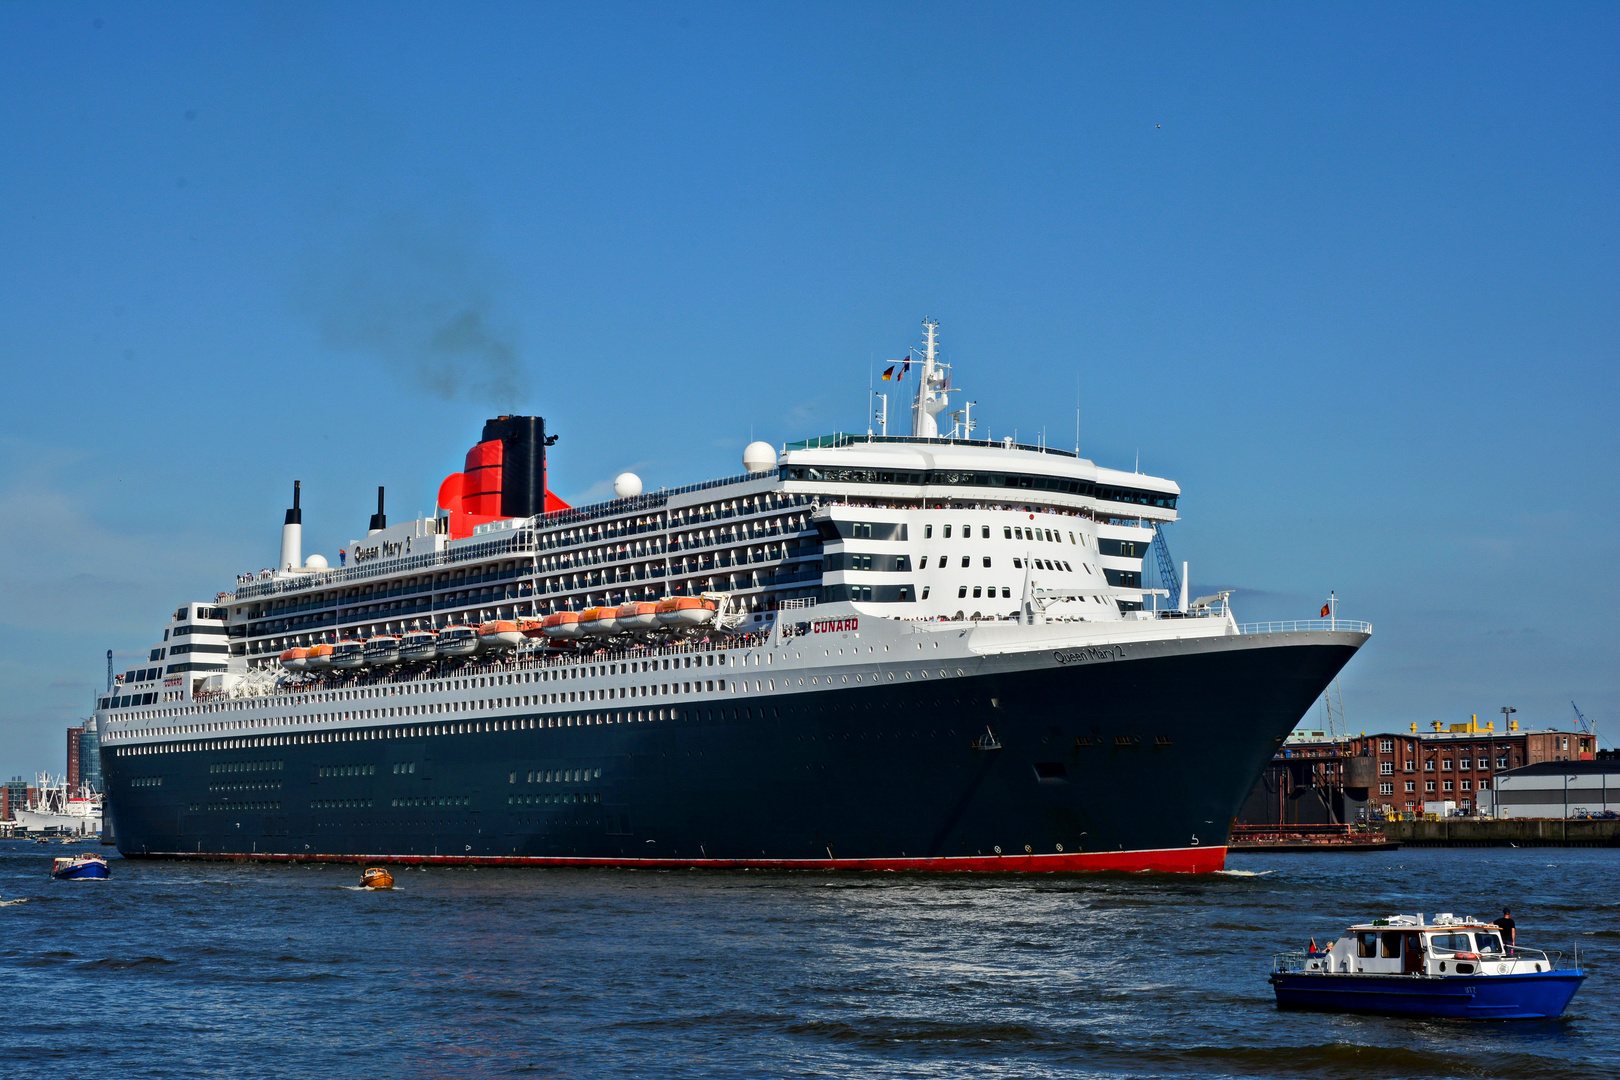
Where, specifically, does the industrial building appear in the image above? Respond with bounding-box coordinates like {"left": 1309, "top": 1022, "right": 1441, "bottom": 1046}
{"left": 1238, "top": 718, "right": 1597, "bottom": 824}
{"left": 1477, "top": 761, "right": 1619, "bottom": 819}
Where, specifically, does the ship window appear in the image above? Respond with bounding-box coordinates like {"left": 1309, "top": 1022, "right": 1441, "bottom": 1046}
{"left": 1001, "top": 588, "right": 1011, "bottom": 598}
{"left": 925, "top": 525, "right": 932, "bottom": 538}
{"left": 1356, "top": 933, "right": 1378, "bottom": 958}
{"left": 982, "top": 557, "right": 991, "bottom": 567}
{"left": 919, "top": 556, "right": 928, "bottom": 569}
{"left": 961, "top": 556, "right": 970, "bottom": 568}
{"left": 1475, "top": 933, "right": 1503, "bottom": 954}
{"left": 943, "top": 525, "right": 951, "bottom": 538}
{"left": 1004, "top": 527, "right": 1012, "bottom": 539}
{"left": 972, "top": 587, "right": 981, "bottom": 598}
{"left": 921, "top": 587, "right": 930, "bottom": 599}
{"left": 981, "top": 526, "right": 989, "bottom": 538}
{"left": 958, "top": 587, "right": 967, "bottom": 598}
{"left": 1381, "top": 932, "right": 1403, "bottom": 958}
{"left": 961, "top": 525, "right": 969, "bottom": 539}
{"left": 1430, "top": 933, "right": 1471, "bottom": 955}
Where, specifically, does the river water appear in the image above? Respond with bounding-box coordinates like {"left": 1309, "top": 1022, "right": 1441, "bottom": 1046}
{"left": 1, "top": 841, "right": 1612, "bottom": 1078}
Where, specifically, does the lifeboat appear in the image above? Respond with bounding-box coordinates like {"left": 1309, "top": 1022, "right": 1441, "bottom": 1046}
{"left": 399, "top": 629, "right": 439, "bottom": 662}
{"left": 306, "top": 643, "right": 334, "bottom": 670}
{"left": 541, "top": 611, "right": 584, "bottom": 640}
{"left": 656, "top": 596, "right": 717, "bottom": 629}
{"left": 329, "top": 640, "right": 367, "bottom": 669}
{"left": 437, "top": 625, "right": 481, "bottom": 657}
{"left": 616, "top": 602, "right": 660, "bottom": 633}
{"left": 361, "top": 866, "right": 395, "bottom": 890}
{"left": 518, "top": 618, "right": 547, "bottom": 639}
{"left": 479, "top": 620, "right": 524, "bottom": 650}
{"left": 363, "top": 635, "right": 401, "bottom": 666}
{"left": 580, "top": 606, "right": 620, "bottom": 637}
{"left": 279, "top": 647, "right": 309, "bottom": 672}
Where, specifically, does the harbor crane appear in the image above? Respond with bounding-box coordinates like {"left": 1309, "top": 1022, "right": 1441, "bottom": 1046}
{"left": 1571, "top": 702, "right": 1599, "bottom": 745}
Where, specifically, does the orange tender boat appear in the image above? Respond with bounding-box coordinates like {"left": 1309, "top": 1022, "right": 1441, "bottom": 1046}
{"left": 656, "top": 596, "right": 717, "bottom": 629}
{"left": 479, "top": 620, "right": 524, "bottom": 649}
{"left": 541, "top": 610, "right": 584, "bottom": 640}
{"left": 361, "top": 867, "right": 394, "bottom": 889}
{"left": 616, "top": 602, "right": 661, "bottom": 633}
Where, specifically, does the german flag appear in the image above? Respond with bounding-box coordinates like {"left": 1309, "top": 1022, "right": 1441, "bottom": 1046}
{"left": 881, "top": 366, "right": 895, "bottom": 381}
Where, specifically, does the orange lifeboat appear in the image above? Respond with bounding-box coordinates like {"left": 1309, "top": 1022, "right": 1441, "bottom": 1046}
{"left": 580, "top": 606, "right": 620, "bottom": 637}
{"left": 541, "top": 611, "right": 584, "bottom": 640}
{"left": 279, "top": 647, "right": 309, "bottom": 672}
{"left": 518, "top": 618, "right": 547, "bottom": 639}
{"left": 616, "top": 602, "right": 660, "bottom": 633}
{"left": 361, "top": 866, "right": 394, "bottom": 889}
{"left": 479, "top": 620, "right": 524, "bottom": 649}
{"left": 656, "top": 596, "right": 717, "bottom": 629}
{"left": 305, "top": 643, "right": 334, "bottom": 670}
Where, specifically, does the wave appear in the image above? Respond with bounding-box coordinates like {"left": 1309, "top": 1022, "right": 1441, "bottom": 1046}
{"left": 1214, "top": 869, "right": 1276, "bottom": 877}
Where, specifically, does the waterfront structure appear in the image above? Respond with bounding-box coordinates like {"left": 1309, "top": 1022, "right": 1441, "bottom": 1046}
{"left": 1, "top": 776, "right": 28, "bottom": 822}
{"left": 1241, "top": 721, "right": 1598, "bottom": 823}
{"left": 97, "top": 322, "right": 1368, "bottom": 872}
{"left": 1476, "top": 761, "right": 1618, "bottom": 819}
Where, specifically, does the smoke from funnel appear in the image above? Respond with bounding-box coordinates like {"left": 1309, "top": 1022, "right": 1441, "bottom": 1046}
{"left": 292, "top": 211, "right": 530, "bottom": 408}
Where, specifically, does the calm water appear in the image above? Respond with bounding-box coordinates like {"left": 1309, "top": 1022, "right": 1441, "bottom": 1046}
{"left": 1, "top": 841, "right": 1613, "bottom": 1079}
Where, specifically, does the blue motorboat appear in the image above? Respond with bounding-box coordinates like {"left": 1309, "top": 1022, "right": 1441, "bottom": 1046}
{"left": 1270, "top": 912, "right": 1584, "bottom": 1019}
{"left": 50, "top": 853, "right": 110, "bottom": 881}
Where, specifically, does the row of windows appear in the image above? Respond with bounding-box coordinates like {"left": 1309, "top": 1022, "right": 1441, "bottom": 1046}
{"left": 169, "top": 642, "right": 230, "bottom": 656}
{"left": 393, "top": 796, "right": 470, "bottom": 808}
{"left": 312, "top": 799, "right": 373, "bottom": 809}
{"left": 782, "top": 466, "right": 1178, "bottom": 507}
{"left": 208, "top": 782, "right": 279, "bottom": 793}
{"left": 199, "top": 801, "right": 280, "bottom": 811}
{"left": 392, "top": 762, "right": 417, "bottom": 774}
{"left": 210, "top": 759, "right": 284, "bottom": 774}
{"left": 924, "top": 524, "right": 1077, "bottom": 543}
{"left": 131, "top": 776, "right": 162, "bottom": 787}
{"left": 520, "top": 768, "right": 603, "bottom": 784}
{"left": 319, "top": 764, "right": 376, "bottom": 778}
{"left": 509, "top": 792, "right": 602, "bottom": 806}
{"left": 1382, "top": 779, "right": 1492, "bottom": 794}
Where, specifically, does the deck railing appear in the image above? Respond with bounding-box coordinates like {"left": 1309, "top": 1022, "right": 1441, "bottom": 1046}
{"left": 1237, "top": 619, "right": 1372, "bottom": 635}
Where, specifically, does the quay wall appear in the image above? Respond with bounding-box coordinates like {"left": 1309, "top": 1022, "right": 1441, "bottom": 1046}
{"left": 1384, "top": 818, "right": 1620, "bottom": 848}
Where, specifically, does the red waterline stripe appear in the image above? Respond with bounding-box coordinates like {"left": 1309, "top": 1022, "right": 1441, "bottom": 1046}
{"left": 134, "top": 845, "right": 1228, "bottom": 874}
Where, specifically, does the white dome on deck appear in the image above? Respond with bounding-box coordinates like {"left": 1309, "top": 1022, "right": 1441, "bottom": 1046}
{"left": 613, "top": 472, "right": 643, "bottom": 498}
{"left": 743, "top": 441, "right": 778, "bottom": 474}
{"left": 304, "top": 554, "right": 329, "bottom": 569}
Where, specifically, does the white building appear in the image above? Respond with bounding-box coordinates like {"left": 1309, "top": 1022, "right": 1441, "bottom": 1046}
{"left": 1477, "top": 760, "right": 1619, "bottom": 819}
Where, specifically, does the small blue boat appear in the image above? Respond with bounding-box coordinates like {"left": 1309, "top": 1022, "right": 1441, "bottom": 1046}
{"left": 1270, "top": 912, "right": 1584, "bottom": 1019}
{"left": 50, "top": 853, "right": 110, "bottom": 881}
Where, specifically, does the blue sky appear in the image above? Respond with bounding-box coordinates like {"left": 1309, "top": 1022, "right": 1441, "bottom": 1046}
{"left": 1, "top": 3, "right": 1615, "bottom": 779}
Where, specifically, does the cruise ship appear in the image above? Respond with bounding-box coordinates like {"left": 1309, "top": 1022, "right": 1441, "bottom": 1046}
{"left": 97, "top": 322, "right": 1369, "bottom": 872}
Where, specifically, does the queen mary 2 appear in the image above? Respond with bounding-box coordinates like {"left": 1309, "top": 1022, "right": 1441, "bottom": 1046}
{"left": 96, "top": 321, "right": 1368, "bottom": 873}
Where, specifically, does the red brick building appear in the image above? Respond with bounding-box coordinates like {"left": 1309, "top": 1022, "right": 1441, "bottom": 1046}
{"left": 1346, "top": 723, "right": 1594, "bottom": 817}
{"left": 1239, "top": 723, "right": 1596, "bottom": 823}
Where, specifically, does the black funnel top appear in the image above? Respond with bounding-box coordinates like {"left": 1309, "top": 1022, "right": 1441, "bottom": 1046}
{"left": 482, "top": 415, "right": 551, "bottom": 519}
{"left": 369, "top": 486, "right": 386, "bottom": 532}
{"left": 284, "top": 480, "right": 302, "bottom": 525}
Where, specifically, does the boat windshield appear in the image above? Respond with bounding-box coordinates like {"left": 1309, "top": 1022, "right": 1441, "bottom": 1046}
{"left": 1474, "top": 932, "right": 1504, "bottom": 954}
{"left": 1430, "top": 933, "right": 1472, "bottom": 954}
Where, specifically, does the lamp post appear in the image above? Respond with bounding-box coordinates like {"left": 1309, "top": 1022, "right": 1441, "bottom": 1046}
{"left": 1500, "top": 706, "right": 1516, "bottom": 732}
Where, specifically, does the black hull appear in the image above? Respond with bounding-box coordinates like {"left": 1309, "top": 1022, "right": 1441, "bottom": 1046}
{"left": 103, "top": 637, "right": 1360, "bottom": 872}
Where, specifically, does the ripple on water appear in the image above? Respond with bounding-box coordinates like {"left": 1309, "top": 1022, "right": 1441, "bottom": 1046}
{"left": 0, "top": 842, "right": 1614, "bottom": 1079}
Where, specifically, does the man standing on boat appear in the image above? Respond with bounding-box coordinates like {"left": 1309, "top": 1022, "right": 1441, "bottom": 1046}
{"left": 1495, "top": 908, "right": 1517, "bottom": 949}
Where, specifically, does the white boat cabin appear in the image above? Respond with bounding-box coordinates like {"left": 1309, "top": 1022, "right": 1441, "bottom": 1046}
{"left": 1302, "top": 914, "right": 1553, "bottom": 977}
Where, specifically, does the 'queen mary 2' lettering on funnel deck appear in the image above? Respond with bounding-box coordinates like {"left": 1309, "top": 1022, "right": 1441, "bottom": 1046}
{"left": 97, "top": 320, "right": 1369, "bottom": 872}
